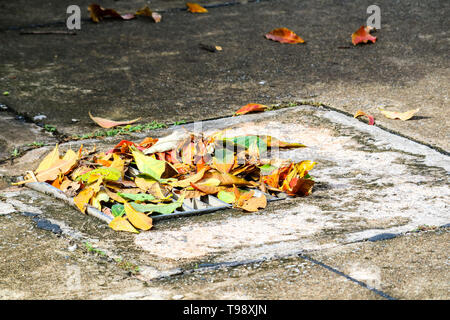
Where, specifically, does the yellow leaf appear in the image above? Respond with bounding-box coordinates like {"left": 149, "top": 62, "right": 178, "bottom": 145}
{"left": 34, "top": 157, "right": 77, "bottom": 182}
{"left": 186, "top": 3, "right": 208, "bottom": 13}
{"left": 109, "top": 216, "right": 139, "bottom": 233}
{"left": 110, "top": 153, "right": 125, "bottom": 178}
{"left": 35, "top": 144, "right": 60, "bottom": 174}
{"left": 295, "top": 160, "right": 316, "bottom": 178}
{"left": 124, "top": 201, "right": 153, "bottom": 231}
{"left": 379, "top": 107, "right": 420, "bottom": 121}
{"left": 73, "top": 187, "right": 95, "bottom": 213}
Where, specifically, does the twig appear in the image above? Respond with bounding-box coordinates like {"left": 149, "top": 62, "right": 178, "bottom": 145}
{"left": 19, "top": 30, "right": 77, "bottom": 35}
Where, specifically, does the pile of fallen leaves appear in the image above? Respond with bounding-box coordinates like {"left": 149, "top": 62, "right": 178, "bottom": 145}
{"left": 17, "top": 130, "right": 315, "bottom": 233}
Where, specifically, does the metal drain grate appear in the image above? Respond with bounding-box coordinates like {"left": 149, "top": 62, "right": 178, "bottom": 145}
{"left": 23, "top": 180, "right": 287, "bottom": 225}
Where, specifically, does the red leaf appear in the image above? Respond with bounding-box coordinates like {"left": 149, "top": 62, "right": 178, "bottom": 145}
{"left": 235, "top": 103, "right": 268, "bottom": 116}
{"left": 352, "top": 26, "right": 377, "bottom": 45}
{"left": 354, "top": 110, "right": 375, "bottom": 125}
{"left": 265, "top": 28, "right": 305, "bottom": 44}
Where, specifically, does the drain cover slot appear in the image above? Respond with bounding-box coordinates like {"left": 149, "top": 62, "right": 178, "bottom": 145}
{"left": 23, "top": 180, "right": 286, "bottom": 224}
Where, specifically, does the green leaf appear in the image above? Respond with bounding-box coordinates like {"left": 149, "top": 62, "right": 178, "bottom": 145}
{"left": 76, "top": 167, "right": 121, "bottom": 182}
{"left": 111, "top": 203, "right": 125, "bottom": 217}
{"left": 118, "top": 192, "right": 155, "bottom": 202}
{"left": 217, "top": 190, "right": 236, "bottom": 203}
{"left": 222, "top": 136, "right": 267, "bottom": 154}
{"left": 130, "top": 196, "right": 184, "bottom": 215}
{"left": 131, "top": 147, "right": 166, "bottom": 181}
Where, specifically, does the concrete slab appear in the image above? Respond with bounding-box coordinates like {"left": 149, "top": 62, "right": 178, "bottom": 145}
{"left": 308, "top": 227, "right": 449, "bottom": 300}
{"left": 1, "top": 106, "right": 448, "bottom": 283}
{"left": 1, "top": 0, "right": 448, "bottom": 151}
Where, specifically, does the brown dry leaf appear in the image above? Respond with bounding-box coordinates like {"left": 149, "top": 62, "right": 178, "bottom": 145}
{"left": 109, "top": 216, "right": 139, "bottom": 233}
{"left": 88, "top": 4, "right": 135, "bottom": 23}
{"left": 136, "top": 6, "right": 161, "bottom": 23}
{"left": 89, "top": 111, "right": 141, "bottom": 129}
{"left": 240, "top": 194, "right": 267, "bottom": 212}
{"left": 265, "top": 28, "right": 305, "bottom": 44}
{"left": 379, "top": 107, "right": 420, "bottom": 121}
{"left": 73, "top": 187, "right": 95, "bottom": 213}
{"left": 186, "top": 3, "right": 208, "bottom": 13}
{"left": 124, "top": 201, "right": 153, "bottom": 230}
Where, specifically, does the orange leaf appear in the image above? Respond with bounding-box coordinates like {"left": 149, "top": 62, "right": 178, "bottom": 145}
{"left": 265, "top": 28, "right": 305, "bottom": 44}
{"left": 186, "top": 3, "right": 208, "bottom": 13}
{"left": 379, "top": 108, "right": 420, "bottom": 121}
{"left": 89, "top": 111, "right": 141, "bottom": 129}
{"left": 240, "top": 194, "right": 267, "bottom": 212}
{"left": 73, "top": 187, "right": 95, "bottom": 213}
{"left": 88, "top": 4, "right": 135, "bottom": 23}
{"left": 354, "top": 110, "right": 375, "bottom": 125}
{"left": 234, "top": 103, "right": 268, "bottom": 116}
{"left": 352, "top": 26, "right": 377, "bottom": 45}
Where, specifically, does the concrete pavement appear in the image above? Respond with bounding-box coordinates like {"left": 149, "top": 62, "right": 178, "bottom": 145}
{"left": 0, "top": 0, "right": 449, "bottom": 300}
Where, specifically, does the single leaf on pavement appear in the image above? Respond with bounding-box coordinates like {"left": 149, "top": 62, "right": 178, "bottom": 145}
{"left": 109, "top": 216, "right": 139, "bottom": 233}
{"left": 265, "top": 28, "right": 305, "bottom": 44}
{"left": 379, "top": 107, "right": 420, "bottom": 121}
{"left": 135, "top": 6, "right": 161, "bottom": 23}
{"left": 124, "top": 201, "right": 153, "bottom": 230}
{"left": 354, "top": 110, "right": 375, "bottom": 125}
{"left": 234, "top": 103, "right": 268, "bottom": 116}
{"left": 352, "top": 25, "right": 376, "bottom": 45}
{"left": 88, "top": 4, "right": 136, "bottom": 23}
{"left": 89, "top": 111, "right": 141, "bottom": 129}
{"left": 186, "top": 3, "right": 208, "bottom": 13}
